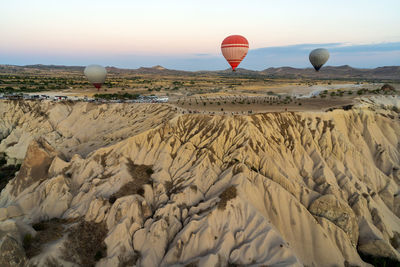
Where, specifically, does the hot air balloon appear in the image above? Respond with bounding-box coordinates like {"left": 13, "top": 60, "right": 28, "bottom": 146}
{"left": 221, "top": 35, "right": 249, "bottom": 71}
{"left": 84, "top": 65, "right": 107, "bottom": 90}
{"left": 309, "top": 48, "right": 330, "bottom": 71}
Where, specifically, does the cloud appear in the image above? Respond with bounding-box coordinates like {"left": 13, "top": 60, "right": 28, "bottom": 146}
{"left": 251, "top": 42, "right": 400, "bottom": 54}
{"left": 240, "top": 42, "right": 400, "bottom": 70}
{"left": 330, "top": 42, "right": 400, "bottom": 53}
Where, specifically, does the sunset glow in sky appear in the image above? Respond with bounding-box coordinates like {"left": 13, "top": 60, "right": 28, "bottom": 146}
{"left": 1, "top": 0, "right": 400, "bottom": 70}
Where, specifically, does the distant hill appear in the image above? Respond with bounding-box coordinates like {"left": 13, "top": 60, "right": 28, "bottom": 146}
{"left": 23, "top": 64, "right": 85, "bottom": 72}
{"left": 260, "top": 65, "right": 400, "bottom": 80}
{"left": 199, "top": 65, "right": 400, "bottom": 80}
{"left": 103, "top": 65, "right": 191, "bottom": 76}
{"left": 0, "top": 64, "right": 399, "bottom": 80}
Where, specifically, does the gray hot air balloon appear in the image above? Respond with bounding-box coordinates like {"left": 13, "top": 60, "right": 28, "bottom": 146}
{"left": 309, "top": 48, "right": 330, "bottom": 71}
{"left": 84, "top": 64, "right": 107, "bottom": 90}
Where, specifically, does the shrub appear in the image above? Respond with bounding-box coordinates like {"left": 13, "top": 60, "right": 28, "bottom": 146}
{"left": 94, "top": 250, "right": 103, "bottom": 261}
{"left": 32, "top": 222, "right": 47, "bottom": 231}
{"left": 109, "top": 196, "right": 116, "bottom": 204}
{"left": 146, "top": 168, "right": 154, "bottom": 176}
{"left": 381, "top": 84, "right": 395, "bottom": 91}
{"left": 119, "top": 251, "right": 141, "bottom": 266}
{"left": 359, "top": 251, "right": 400, "bottom": 267}
{"left": 390, "top": 234, "right": 399, "bottom": 249}
{"left": 218, "top": 186, "right": 237, "bottom": 210}
{"left": 0, "top": 156, "right": 21, "bottom": 192}
{"left": 23, "top": 233, "right": 33, "bottom": 250}
{"left": 25, "top": 219, "right": 65, "bottom": 258}
{"left": 190, "top": 185, "right": 198, "bottom": 192}
{"left": 63, "top": 220, "right": 107, "bottom": 265}
{"left": 164, "top": 181, "right": 173, "bottom": 193}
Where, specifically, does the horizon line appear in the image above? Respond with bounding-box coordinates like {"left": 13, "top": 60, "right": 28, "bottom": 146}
{"left": 2, "top": 63, "right": 400, "bottom": 72}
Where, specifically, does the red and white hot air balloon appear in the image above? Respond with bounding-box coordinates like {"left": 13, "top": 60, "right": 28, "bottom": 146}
{"left": 221, "top": 35, "right": 249, "bottom": 71}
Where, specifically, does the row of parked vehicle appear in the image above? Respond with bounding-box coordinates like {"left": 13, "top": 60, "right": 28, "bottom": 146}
{"left": 0, "top": 93, "right": 169, "bottom": 103}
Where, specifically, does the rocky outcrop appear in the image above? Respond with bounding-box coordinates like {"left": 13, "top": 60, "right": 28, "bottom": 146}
{"left": 0, "top": 138, "right": 72, "bottom": 222}
{"left": 9, "top": 137, "right": 58, "bottom": 197}
{"left": 0, "top": 101, "right": 178, "bottom": 161}
{"left": 0, "top": 98, "right": 400, "bottom": 266}
{"left": 309, "top": 194, "right": 359, "bottom": 246}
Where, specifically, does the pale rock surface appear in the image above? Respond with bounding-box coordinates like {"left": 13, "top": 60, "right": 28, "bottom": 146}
{"left": 1, "top": 97, "right": 400, "bottom": 266}
{"left": 0, "top": 101, "right": 177, "bottom": 161}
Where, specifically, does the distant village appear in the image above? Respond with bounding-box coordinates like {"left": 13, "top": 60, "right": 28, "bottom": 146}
{"left": 0, "top": 93, "right": 169, "bottom": 103}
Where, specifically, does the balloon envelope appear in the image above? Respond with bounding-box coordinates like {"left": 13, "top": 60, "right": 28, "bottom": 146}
{"left": 84, "top": 65, "right": 107, "bottom": 89}
{"left": 309, "top": 48, "right": 330, "bottom": 71}
{"left": 221, "top": 35, "right": 249, "bottom": 71}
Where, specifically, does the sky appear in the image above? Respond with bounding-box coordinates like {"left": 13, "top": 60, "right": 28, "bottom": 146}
{"left": 1, "top": 0, "right": 399, "bottom": 70}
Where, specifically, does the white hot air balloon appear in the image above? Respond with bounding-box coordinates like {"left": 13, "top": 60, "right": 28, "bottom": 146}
{"left": 84, "top": 65, "right": 107, "bottom": 90}
{"left": 309, "top": 48, "right": 330, "bottom": 71}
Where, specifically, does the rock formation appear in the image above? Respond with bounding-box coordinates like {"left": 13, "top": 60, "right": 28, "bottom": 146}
{"left": 1, "top": 97, "right": 400, "bottom": 266}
